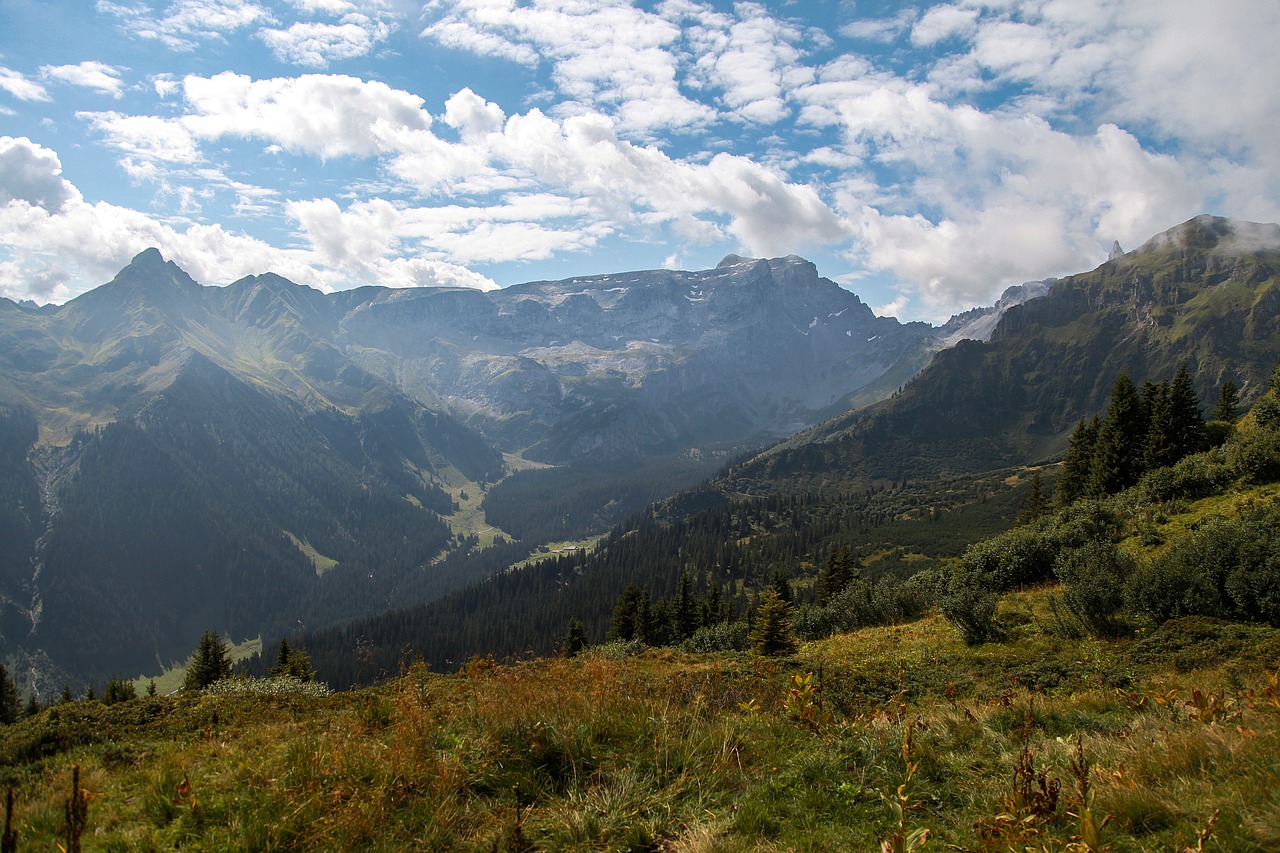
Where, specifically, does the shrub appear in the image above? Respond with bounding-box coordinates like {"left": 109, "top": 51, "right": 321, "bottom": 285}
{"left": 938, "top": 566, "right": 1001, "bottom": 645}
{"left": 1126, "top": 506, "right": 1280, "bottom": 626}
{"left": 685, "top": 621, "right": 748, "bottom": 653}
{"left": 1136, "top": 451, "right": 1231, "bottom": 503}
{"left": 956, "top": 523, "right": 1059, "bottom": 591}
{"left": 1053, "top": 540, "right": 1136, "bottom": 637}
{"left": 1225, "top": 427, "right": 1280, "bottom": 483}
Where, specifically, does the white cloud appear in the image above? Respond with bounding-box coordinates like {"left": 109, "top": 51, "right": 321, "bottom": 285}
{"left": 81, "top": 112, "right": 203, "bottom": 163}
{"left": 910, "top": 5, "right": 978, "bottom": 47}
{"left": 41, "top": 62, "right": 127, "bottom": 98}
{"left": 0, "top": 137, "right": 79, "bottom": 213}
{"left": 421, "top": 0, "right": 713, "bottom": 132}
{"left": 180, "top": 72, "right": 431, "bottom": 157}
{"left": 0, "top": 67, "right": 52, "bottom": 102}
{"left": 839, "top": 9, "right": 915, "bottom": 43}
{"left": 0, "top": 138, "right": 498, "bottom": 303}
{"left": 682, "top": 2, "right": 809, "bottom": 124}
{"left": 259, "top": 17, "right": 393, "bottom": 67}
{"left": 98, "top": 0, "right": 276, "bottom": 50}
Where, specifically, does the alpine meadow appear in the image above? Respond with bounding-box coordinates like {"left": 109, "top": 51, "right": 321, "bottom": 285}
{"left": 0, "top": 212, "right": 1279, "bottom": 850}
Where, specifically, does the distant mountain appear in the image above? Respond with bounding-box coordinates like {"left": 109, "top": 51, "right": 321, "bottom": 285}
{"left": 292, "top": 215, "right": 1280, "bottom": 681}
{"left": 0, "top": 248, "right": 977, "bottom": 685}
{"left": 730, "top": 215, "right": 1280, "bottom": 491}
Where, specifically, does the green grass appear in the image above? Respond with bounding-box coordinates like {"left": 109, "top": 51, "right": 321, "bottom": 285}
{"left": 6, "top": 596, "right": 1280, "bottom": 852}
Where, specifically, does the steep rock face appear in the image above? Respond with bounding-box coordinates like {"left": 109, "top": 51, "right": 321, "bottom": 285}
{"left": 336, "top": 255, "right": 934, "bottom": 461}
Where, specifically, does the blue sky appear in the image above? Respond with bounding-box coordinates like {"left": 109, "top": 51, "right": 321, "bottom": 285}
{"left": 1, "top": 0, "right": 1278, "bottom": 321}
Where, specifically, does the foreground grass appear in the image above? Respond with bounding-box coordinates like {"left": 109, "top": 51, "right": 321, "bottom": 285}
{"left": 3, "top": 598, "right": 1279, "bottom": 851}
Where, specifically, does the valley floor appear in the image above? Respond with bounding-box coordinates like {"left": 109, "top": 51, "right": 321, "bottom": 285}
{"left": 2, "top": 590, "right": 1278, "bottom": 851}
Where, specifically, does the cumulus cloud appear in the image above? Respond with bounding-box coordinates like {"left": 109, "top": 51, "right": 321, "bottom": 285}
{"left": 98, "top": 0, "right": 276, "bottom": 50}
{"left": 0, "top": 67, "right": 52, "bottom": 101}
{"left": 421, "top": 0, "right": 713, "bottom": 132}
{"left": 41, "top": 62, "right": 127, "bottom": 98}
{"left": 0, "top": 137, "right": 79, "bottom": 213}
{"left": 259, "top": 16, "right": 393, "bottom": 67}
{"left": 0, "top": 136, "right": 499, "bottom": 303}
{"left": 910, "top": 5, "right": 978, "bottom": 47}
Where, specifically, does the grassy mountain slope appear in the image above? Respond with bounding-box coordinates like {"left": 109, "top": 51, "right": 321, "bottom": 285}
{"left": 2, "top": 593, "right": 1278, "bottom": 851}
{"left": 734, "top": 215, "right": 1280, "bottom": 492}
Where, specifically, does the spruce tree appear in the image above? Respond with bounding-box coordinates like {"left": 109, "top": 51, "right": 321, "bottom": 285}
{"left": 1016, "top": 471, "right": 1048, "bottom": 525}
{"left": 562, "top": 619, "right": 588, "bottom": 658}
{"left": 1143, "top": 379, "right": 1177, "bottom": 470}
{"left": 608, "top": 583, "right": 643, "bottom": 641}
{"left": 270, "top": 638, "right": 315, "bottom": 680}
{"left": 1168, "top": 363, "right": 1205, "bottom": 458}
{"left": 0, "top": 664, "right": 18, "bottom": 725}
{"left": 819, "top": 545, "right": 857, "bottom": 604}
{"left": 1089, "top": 373, "right": 1145, "bottom": 496}
{"left": 701, "top": 583, "right": 727, "bottom": 626}
{"left": 1056, "top": 416, "right": 1098, "bottom": 507}
{"left": 674, "top": 572, "right": 699, "bottom": 641}
{"left": 181, "top": 629, "right": 233, "bottom": 691}
{"left": 1213, "top": 379, "right": 1239, "bottom": 423}
{"left": 750, "top": 588, "right": 797, "bottom": 656}
{"left": 769, "top": 568, "right": 792, "bottom": 604}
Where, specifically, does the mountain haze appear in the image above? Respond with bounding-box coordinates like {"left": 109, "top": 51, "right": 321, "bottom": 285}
{"left": 0, "top": 249, "right": 961, "bottom": 685}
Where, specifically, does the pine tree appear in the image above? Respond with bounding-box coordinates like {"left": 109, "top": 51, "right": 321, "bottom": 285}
{"left": 1143, "top": 379, "right": 1177, "bottom": 470}
{"left": 1168, "top": 363, "right": 1205, "bottom": 458}
{"left": 182, "top": 629, "right": 233, "bottom": 691}
{"left": 750, "top": 588, "right": 797, "bottom": 657}
{"left": 701, "top": 583, "right": 727, "bottom": 626}
{"left": 769, "top": 568, "right": 792, "bottom": 604}
{"left": 0, "top": 665, "right": 19, "bottom": 725}
{"left": 23, "top": 693, "right": 40, "bottom": 719}
{"left": 1212, "top": 379, "right": 1239, "bottom": 423}
{"left": 1056, "top": 416, "right": 1099, "bottom": 507}
{"left": 674, "top": 572, "right": 699, "bottom": 641}
{"left": 270, "top": 638, "right": 315, "bottom": 680}
{"left": 1089, "top": 373, "right": 1145, "bottom": 496}
{"left": 608, "top": 583, "right": 643, "bottom": 641}
{"left": 1016, "top": 471, "right": 1048, "bottom": 525}
{"left": 819, "top": 545, "right": 857, "bottom": 604}
{"left": 561, "top": 619, "right": 587, "bottom": 658}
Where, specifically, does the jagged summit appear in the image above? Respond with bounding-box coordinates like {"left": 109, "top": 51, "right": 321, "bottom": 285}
{"left": 1108, "top": 240, "right": 1125, "bottom": 260}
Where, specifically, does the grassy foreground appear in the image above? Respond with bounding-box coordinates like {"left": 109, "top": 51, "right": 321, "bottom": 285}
{"left": 2, "top": 595, "right": 1279, "bottom": 852}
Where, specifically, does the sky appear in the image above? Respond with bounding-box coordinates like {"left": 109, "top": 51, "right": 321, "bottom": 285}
{"left": 1, "top": 0, "right": 1278, "bottom": 322}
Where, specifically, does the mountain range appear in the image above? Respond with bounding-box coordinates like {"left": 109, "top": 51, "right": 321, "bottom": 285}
{"left": 0, "top": 241, "right": 1050, "bottom": 687}
{"left": 2, "top": 214, "right": 1277, "bottom": 687}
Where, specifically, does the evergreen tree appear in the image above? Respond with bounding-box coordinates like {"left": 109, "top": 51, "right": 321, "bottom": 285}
{"left": 701, "top": 583, "right": 727, "bottom": 626}
{"left": 182, "top": 629, "right": 233, "bottom": 691}
{"left": 0, "top": 664, "right": 18, "bottom": 725}
{"left": 1143, "top": 380, "right": 1178, "bottom": 470}
{"left": 769, "top": 568, "right": 792, "bottom": 604}
{"left": 58, "top": 685, "right": 74, "bottom": 705}
{"left": 608, "top": 583, "right": 643, "bottom": 641}
{"left": 645, "top": 596, "right": 674, "bottom": 646}
{"left": 1089, "top": 373, "right": 1145, "bottom": 496}
{"left": 1213, "top": 379, "right": 1239, "bottom": 423}
{"left": 750, "top": 588, "right": 797, "bottom": 656}
{"left": 674, "top": 572, "right": 699, "bottom": 641}
{"left": 1016, "top": 471, "right": 1048, "bottom": 526}
{"left": 561, "top": 619, "right": 588, "bottom": 658}
{"left": 146, "top": 679, "right": 158, "bottom": 697}
{"left": 1168, "top": 363, "right": 1205, "bottom": 458}
{"left": 102, "top": 677, "right": 137, "bottom": 705}
{"left": 270, "top": 638, "right": 315, "bottom": 680}
{"left": 819, "top": 545, "right": 857, "bottom": 604}
{"left": 1056, "top": 417, "right": 1099, "bottom": 507}
{"left": 23, "top": 693, "right": 40, "bottom": 719}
